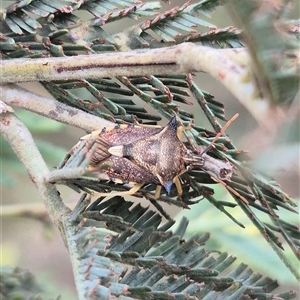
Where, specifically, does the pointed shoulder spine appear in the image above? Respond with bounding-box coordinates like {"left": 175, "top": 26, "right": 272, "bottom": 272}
{"left": 168, "top": 117, "right": 178, "bottom": 132}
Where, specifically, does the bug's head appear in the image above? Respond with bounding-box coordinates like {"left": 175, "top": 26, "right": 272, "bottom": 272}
{"left": 218, "top": 164, "right": 233, "bottom": 181}
{"left": 183, "top": 149, "right": 233, "bottom": 181}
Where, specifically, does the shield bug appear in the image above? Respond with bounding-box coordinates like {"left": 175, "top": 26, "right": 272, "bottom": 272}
{"left": 65, "top": 115, "right": 235, "bottom": 199}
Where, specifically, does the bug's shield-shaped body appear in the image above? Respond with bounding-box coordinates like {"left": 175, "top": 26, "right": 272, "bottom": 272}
{"left": 86, "top": 126, "right": 161, "bottom": 186}
{"left": 72, "top": 117, "right": 233, "bottom": 196}
{"left": 108, "top": 117, "right": 187, "bottom": 193}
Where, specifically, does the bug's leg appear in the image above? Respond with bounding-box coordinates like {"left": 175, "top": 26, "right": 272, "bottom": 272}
{"left": 145, "top": 185, "right": 162, "bottom": 200}
{"left": 153, "top": 186, "right": 162, "bottom": 199}
{"left": 146, "top": 178, "right": 183, "bottom": 200}
{"left": 176, "top": 122, "right": 192, "bottom": 140}
{"left": 92, "top": 183, "right": 144, "bottom": 198}
{"left": 177, "top": 125, "right": 184, "bottom": 140}
{"left": 174, "top": 177, "right": 183, "bottom": 196}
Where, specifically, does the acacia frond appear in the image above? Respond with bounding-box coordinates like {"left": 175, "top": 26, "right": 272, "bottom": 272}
{"left": 55, "top": 74, "right": 299, "bottom": 275}
{"left": 0, "top": 267, "right": 42, "bottom": 299}
{"left": 1, "top": 0, "right": 160, "bottom": 35}
{"left": 1, "top": 0, "right": 299, "bottom": 297}
{"left": 63, "top": 194, "right": 297, "bottom": 299}
{"left": 227, "top": 0, "right": 299, "bottom": 104}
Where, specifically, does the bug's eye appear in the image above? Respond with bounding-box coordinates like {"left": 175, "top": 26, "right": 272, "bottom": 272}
{"left": 219, "top": 167, "right": 232, "bottom": 180}
{"left": 186, "top": 165, "right": 191, "bottom": 171}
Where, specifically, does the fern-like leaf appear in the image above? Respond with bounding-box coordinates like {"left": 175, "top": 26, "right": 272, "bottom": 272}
{"left": 226, "top": 0, "right": 299, "bottom": 104}
{"left": 62, "top": 194, "right": 297, "bottom": 299}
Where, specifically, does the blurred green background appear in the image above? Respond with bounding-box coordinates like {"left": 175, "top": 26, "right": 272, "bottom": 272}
{"left": 1, "top": 1, "right": 299, "bottom": 298}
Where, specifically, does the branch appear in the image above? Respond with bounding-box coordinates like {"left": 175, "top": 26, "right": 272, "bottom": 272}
{"left": 1, "top": 84, "right": 115, "bottom": 131}
{"left": 0, "top": 103, "right": 70, "bottom": 235}
{"left": 1, "top": 44, "right": 279, "bottom": 128}
{"left": 1, "top": 203, "right": 50, "bottom": 219}
{"left": 217, "top": 47, "right": 249, "bottom": 68}
{"left": 1, "top": 202, "right": 77, "bottom": 220}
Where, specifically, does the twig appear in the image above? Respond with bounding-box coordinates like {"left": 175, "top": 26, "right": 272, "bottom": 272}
{"left": 1, "top": 203, "right": 49, "bottom": 219}
{"left": 0, "top": 104, "right": 70, "bottom": 236}
{"left": 1, "top": 202, "right": 77, "bottom": 220}
{"left": 0, "top": 44, "right": 283, "bottom": 128}
{"left": 1, "top": 84, "right": 114, "bottom": 132}
{"left": 218, "top": 48, "right": 250, "bottom": 68}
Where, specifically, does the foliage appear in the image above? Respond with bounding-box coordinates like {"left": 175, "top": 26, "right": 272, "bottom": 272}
{"left": 0, "top": 266, "right": 43, "bottom": 300}
{"left": 1, "top": 0, "right": 299, "bottom": 299}
{"left": 62, "top": 194, "right": 298, "bottom": 299}
{"left": 227, "top": 0, "right": 299, "bottom": 104}
{"left": 0, "top": 110, "right": 66, "bottom": 184}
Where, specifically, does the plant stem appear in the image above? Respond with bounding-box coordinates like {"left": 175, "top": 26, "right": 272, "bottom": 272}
{"left": 1, "top": 84, "right": 114, "bottom": 131}
{"left": 0, "top": 44, "right": 281, "bottom": 128}
{"left": 0, "top": 106, "right": 70, "bottom": 240}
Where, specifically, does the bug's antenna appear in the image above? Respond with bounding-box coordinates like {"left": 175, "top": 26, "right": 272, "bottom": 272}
{"left": 201, "top": 113, "right": 239, "bottom": 156}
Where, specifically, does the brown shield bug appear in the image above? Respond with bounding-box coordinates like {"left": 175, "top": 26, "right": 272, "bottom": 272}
{"left": 65, "top": 115, "right": 236, "bottom": 199}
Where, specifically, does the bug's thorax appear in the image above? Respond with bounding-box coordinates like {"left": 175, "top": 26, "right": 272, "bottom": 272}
{"left": 109, "top": 117, "right": 188, "bottom": 193}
